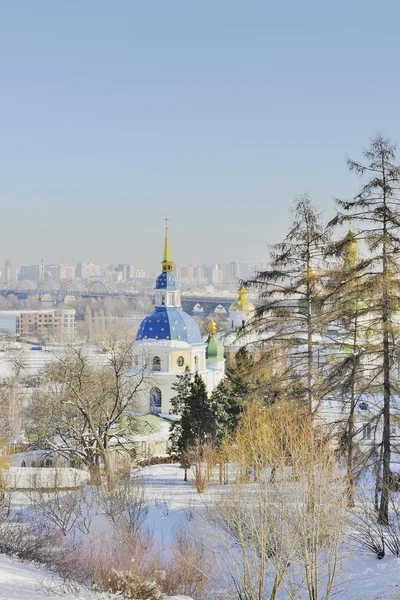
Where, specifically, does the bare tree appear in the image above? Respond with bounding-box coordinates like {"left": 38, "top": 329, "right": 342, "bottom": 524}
{"left": 34, "top": 341, "right": 146, "bottom": 489}
{"left": 94, "top": 475, "right": 149, "bottom": 533}
{"left": 202, "top": 400, "right": 346, "bottom": 600}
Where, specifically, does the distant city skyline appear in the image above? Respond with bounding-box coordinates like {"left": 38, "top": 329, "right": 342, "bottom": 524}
{"left": 1, "top": 257, "right": 264, "bottom": 288}
{"left": 2, "top": 2, "right": 400, "bottom": 266}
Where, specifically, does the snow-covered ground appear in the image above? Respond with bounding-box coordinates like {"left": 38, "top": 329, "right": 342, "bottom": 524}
{"left": 0, "top": 553, "right": 99, "bottom": 600}
{"left": 0, "top": 553, "right": 192, "bottom": 600}
{"left": 0, "top": 463, "right": 399, "bottom": 599}
{"left": 139, "top": 463, "right": 400, "bottom": 600}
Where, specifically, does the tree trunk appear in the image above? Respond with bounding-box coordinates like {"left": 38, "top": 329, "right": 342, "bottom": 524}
{"left": 103, "top": 449, "right": 115, "bottom": 491}
{"left": 375, "top": 442, "right": 383, "bottom": 513}
{"left": 89, "top": 462, "right": 101, "bottom": 486}
{"left": 379, "top": 190, "right": 391, "bottom": 525}
{"left": 379, "top": 323, "right": 391, "bottom": 524}
{"left": 346, "top": 349, "right": 357, "bottom": 508}
{"left": 307, "top": 269, "right": 313, "bottom": 415}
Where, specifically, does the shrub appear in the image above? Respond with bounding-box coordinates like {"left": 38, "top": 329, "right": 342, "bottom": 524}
{"left": 107, "top": 569, "right": 163, "bottom": 600}
{"left": 95, "top": 476, "right": 149, "bottom": 532}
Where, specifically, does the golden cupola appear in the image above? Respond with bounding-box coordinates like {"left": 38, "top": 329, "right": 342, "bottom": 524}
{"left": 229, "top": 283, "right": 255, "bottom": 313}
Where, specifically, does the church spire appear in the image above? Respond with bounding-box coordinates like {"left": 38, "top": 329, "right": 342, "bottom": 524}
{"left": 162, "top": 218, "right": 173, "bottom": 272}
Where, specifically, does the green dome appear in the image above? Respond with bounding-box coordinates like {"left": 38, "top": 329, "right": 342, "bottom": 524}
{"left": 206, "top": 336, "right": 225, "bottom": 362}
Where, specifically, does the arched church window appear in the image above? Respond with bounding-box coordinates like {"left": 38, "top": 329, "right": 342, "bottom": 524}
{"left": 194, "top": 356, "right": 199, "bottom": 371}
{"left": 152, "top": 356, "right": 161, "bottom": 371}
{"left": 150, "top": 387, "right": 162, "bottom": 413}
{"left": 161, "top": 295, "right": 165, "bottom": 306}
{"left": 177, "top": 356, "right": 184, "bottom": 367}
{"left": 134, "top": 354, "right": 139, "bottom": 366}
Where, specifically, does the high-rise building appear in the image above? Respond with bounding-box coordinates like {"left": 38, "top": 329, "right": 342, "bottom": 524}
{"left": 76, "top": 263, "right": 101, "bottom": 279}
{"left": 211, "top": 266, "right": 223, "bottom": 286}
{"left": 125, "top": 264, "right": 135, "bottom": 281}
{"left": 222, "top": 263, "right": 230, "bottom": 283}
{"left": 64, "top": 265, "right": 76, "bottom": 279}
{"left": 4, "top": 259, "right": 19, "bottom": 283}
{"left": 135, "top": 269, "right": 146, "bottom": 279}
{"left": 194, "top": 265, "right": 205, "bottom": 280}
{"left": 229, "top": 261, "right": 240, "bottom": 283}
{"left": 239, "top": 262, "right": 250, "bottom": 280}
{"left": 18, "top": 264, "right": 41, "bottom": 281}
{"left": 181, "top": 265, "right": 195, "bottom": 280}
{"left": 45, "top": 264, "right": 75, "bottom": 280}
{"left": 174, "top": 263, "right": 182, "bottom": 278}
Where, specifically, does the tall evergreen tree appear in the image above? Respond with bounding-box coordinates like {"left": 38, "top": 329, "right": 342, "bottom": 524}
{"left": 169, "top": 370, "right": 215, "bottom": 480}
{"left": 251, "top": 194, "right": 329, "bottom": 413}
{"left": 330, "top": 134, "right": 400, "bottom": 523}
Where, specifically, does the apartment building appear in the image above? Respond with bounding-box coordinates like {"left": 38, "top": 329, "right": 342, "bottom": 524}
{"left": 45, "top": 264, "right": 76, "bottom": 280}
{"left": 15, "top": 308, "right": 76, "bottom": 340}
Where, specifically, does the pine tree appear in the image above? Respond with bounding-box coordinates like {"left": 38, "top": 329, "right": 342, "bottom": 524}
{"left": 330, "top": 134, "right": 400, "bottom": 523}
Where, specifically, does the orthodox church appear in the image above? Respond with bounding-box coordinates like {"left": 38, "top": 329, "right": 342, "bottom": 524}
{"left": 221, "top": 283, "right": 262, "bottom": 367}
{"left": 129, "top": 227, "right": 225, "bottom": 416}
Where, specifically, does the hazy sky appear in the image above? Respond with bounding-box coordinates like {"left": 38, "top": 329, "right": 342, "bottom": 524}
{"left": 1, "top": 1, "right": 400, "bottom": 269}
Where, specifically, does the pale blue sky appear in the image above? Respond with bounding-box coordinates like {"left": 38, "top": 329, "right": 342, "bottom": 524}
{"left": 1, "top": 1, "right": 400, "bottom": 268}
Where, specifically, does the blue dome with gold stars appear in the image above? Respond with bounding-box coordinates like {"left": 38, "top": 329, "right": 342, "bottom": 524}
{"left": 136, "top": 307, "right": 203, "bottom": 344}
{"left": 155, "top": 271, "right": 180, "bottom": 290}
{"left": 136, "top": 224, "right": 203, "bottom": 345}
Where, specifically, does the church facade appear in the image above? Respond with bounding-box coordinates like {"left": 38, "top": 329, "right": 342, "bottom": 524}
{"left": 128, "top": 227, "right": 225, "bottom": 416}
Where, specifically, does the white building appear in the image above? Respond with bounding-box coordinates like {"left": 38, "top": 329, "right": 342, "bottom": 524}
{"left": 127, "top": 227, "right": 225, "bottom": 416}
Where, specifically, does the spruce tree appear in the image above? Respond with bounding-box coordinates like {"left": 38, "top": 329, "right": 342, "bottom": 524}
{"left": 169, "top": 369, "right": 215, "bottom": 480}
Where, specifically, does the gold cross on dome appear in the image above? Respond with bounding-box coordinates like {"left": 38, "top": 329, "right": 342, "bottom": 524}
{"left": 164, "top": 215, "right": 169, "bottom": 228}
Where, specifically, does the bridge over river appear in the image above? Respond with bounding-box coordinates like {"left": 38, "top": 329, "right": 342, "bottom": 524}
{"left": 0, "top": 281, "right": 238, "bottom": 315}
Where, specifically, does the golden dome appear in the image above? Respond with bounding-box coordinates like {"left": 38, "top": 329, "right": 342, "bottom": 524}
{"left": 229, "top": 283, "right": 255, "bottom": 312}
{"left": 208, "top": 318, "right": 217, "bottom": 337}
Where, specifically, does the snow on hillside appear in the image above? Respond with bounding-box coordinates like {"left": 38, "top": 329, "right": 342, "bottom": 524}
{"left": 138, "top": 463, "right": 400, "bottom": 600}
{"left": 0, "top": 552, "right": 193, "bottom": 600}
{"left": 0, "top": 463, "right": 399, "bottom": 599}
{"left": 0, "top": 553, "right": 99, "bottom": 600}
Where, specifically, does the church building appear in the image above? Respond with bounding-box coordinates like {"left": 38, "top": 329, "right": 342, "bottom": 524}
{"left": 128, "top": 227, "right": 225, "bottom": 416}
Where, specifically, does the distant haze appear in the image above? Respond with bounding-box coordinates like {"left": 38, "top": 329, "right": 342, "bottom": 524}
{"left": 1, "top": 1, "right": 399, "bottom": 268}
